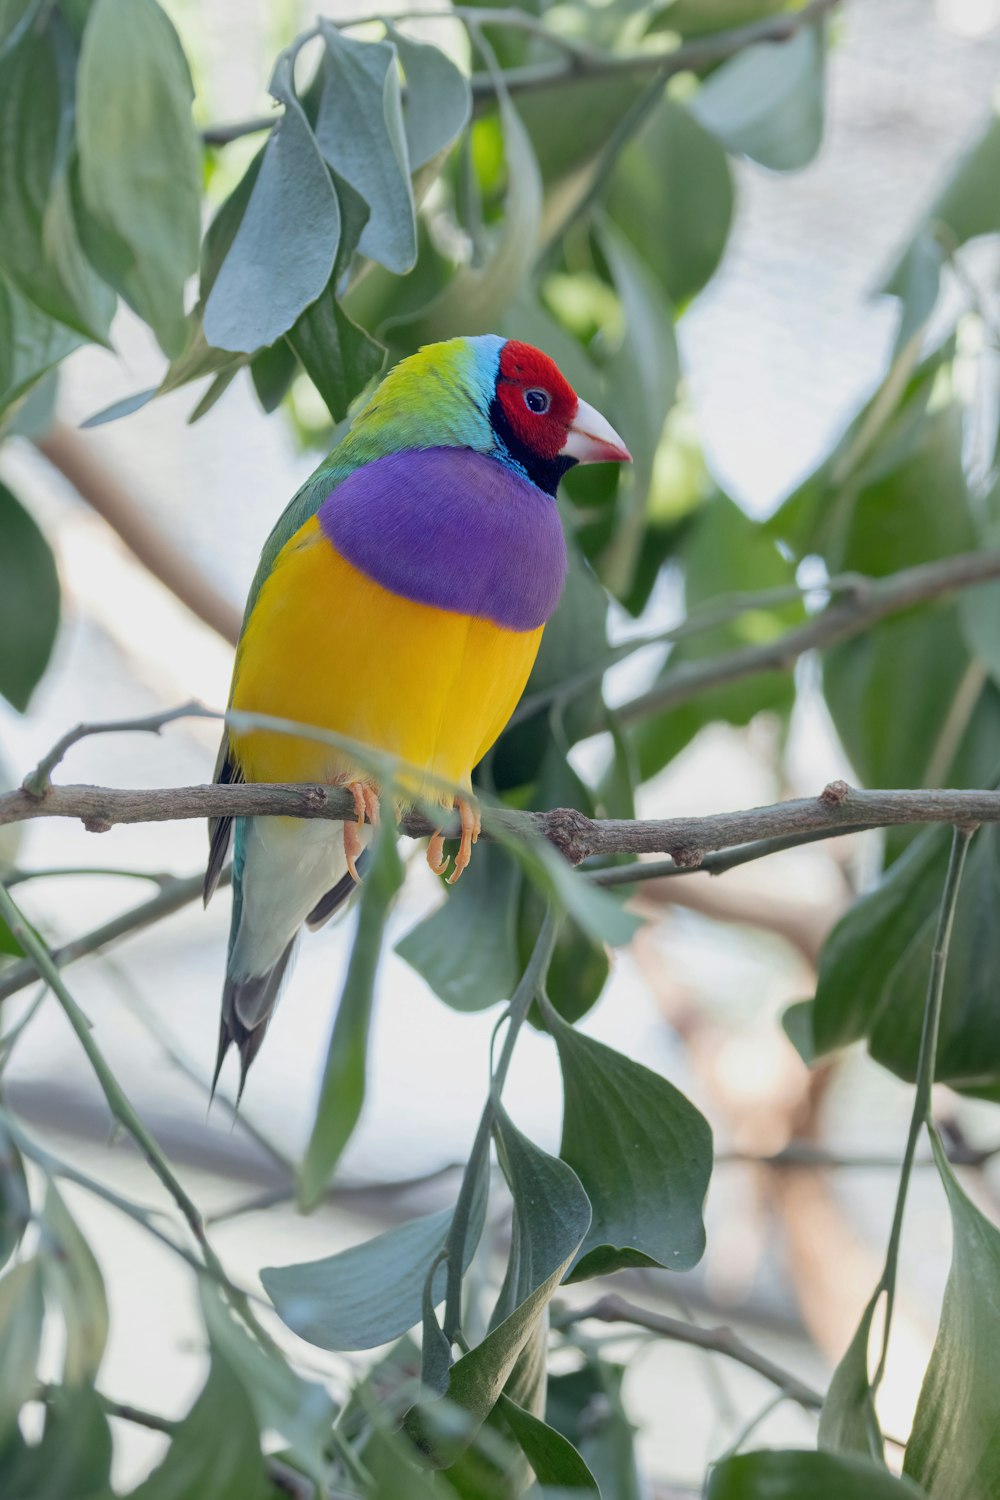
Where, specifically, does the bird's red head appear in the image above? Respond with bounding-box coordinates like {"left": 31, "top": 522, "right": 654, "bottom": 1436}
{"left": 491, "top": 339, "right": 631, "bottom": 494}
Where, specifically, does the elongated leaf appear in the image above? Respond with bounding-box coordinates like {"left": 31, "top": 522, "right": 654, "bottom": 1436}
{"left": 546, "top": 1361, "right": 642, "bottom": 1500}
{"left": 0, "top": 1384, "right": 113, "bottom": 1500}
{"left": 0, "top": 0, "right": 41, "bottom": 54}
{"left": 691, "top": 19, "right": 826, "bottom": 171}
{"left": 0, "top": 1130, "right": 30, "bottom": 1267}
{"left": 607, "top": 95, "right": 734, "bottom": 307}
{"left": 204, "top": 55, "right": 340, "bottom": 353}
{"left": 407, "top": 1110, "right": 590, "bottom": 1466}
{"left": 499, "top": 831, "right": 639, "bottom": 952}
{"left": 819, "top": 1292, "right": 884, "bottom": 1461}
{"left": 0, "top": 271, "right": 83, "bottom": 422}
{"left": 287, "top": 287, "right": 385, "bottom": 422}
{"left": 249, "top": 339, "right": 297, "bottom": 414}
{"left": 549, "top": 1012, "right": 712, "bottom": 1280}
{"left": 903, "top": 1132, "right": 1000, "bottom": 1496}
{"left": 200, "top": 1283, "right": 334, "bottom": 1484}
{"left": 298, "top": 825, "right": 404, "bottom": 1209}
{"left": 314, "top": 22, "right": 416, "bottom": 274}
{"left": 0, "top": 1259, "right": 44, "bottom": 1440}
{"left": 397, "top": 843, "right": 522, "bottom": 1013}
{"left": 0, "top": 18, "right": 114, "bottom": 341}
{"left": 130, "top": 1355, "right": 272, "bottom": 1500}
{"left": 0, "top": 478, "right": 60, "bottom": 711}
{"left": 263, "top": 1174, "right": 487, "bottom": 1353}
{"left": 498, "top": 1396, "right": 599, "bottom": 1494}
{"left": 708, "top": 1449, "right": 926, "bottom": 1498}
{"left": 386, "top": 23, "right": 470, "bottom": 172}
{"left": 76, "top": 0, "right": 200, "bottom": 356}
{"left": 40, "top": 1182, "right": 108, "bottom": 1383}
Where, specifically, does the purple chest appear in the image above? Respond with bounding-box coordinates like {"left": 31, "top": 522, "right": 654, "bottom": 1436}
{"left": 317, "top": 447, "right": 567, "bottom": 633}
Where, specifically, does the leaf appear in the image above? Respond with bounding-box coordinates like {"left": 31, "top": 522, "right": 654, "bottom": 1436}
{"left": 707, "top": 1449, "right": 926, "bottom": 1499}
{"left": 0, "top": 271, "right": 84, "bottom": 423}
{"left": 76, "top": 0, "right": 201, "bottom": 356}
{"left": 903, "top": 1132, "right": 1000, "bottom": 1496}
{"left": 397, "top": 843, "right": 522, "bottom": 1013}
{"left": 0, "top": 1131, "right": 30, "bottom": 1267}
{"left": 263, "top": 1179, "right": 487, "bottom": 1353}
{"left": 129, "top": 1355, "right": 273, "bottom": 1500}
{"left": 0, "top": 478, "right": 60, "bottom": 710}
{"left": 386, "top": 23, "right": 471, "bottom": 172}
{"left": 498, "top": 1396, "right": 599, "bottom": 1494}
{"left": 249, "top": 339, "right": 298, "bottom": 414}
{"left": 204, "top": 54, "right": 341, "bottom": 353}
{"left": 0, "top": 1259, "right": 44, "bottom": 1441}
{"left": 691, "top": 18, "right": 827, "bottom": 171}
{"left": 407, "top": 1108, "right": 590, "bottom": 1466}
{"left": 498, "top": 830, "right": 639, "bottom": 952}
{"left": 882, "top": 110, "right": 1000, "bottom": 323}
{"left": 199, "top": 1283, "right": 334, "bottom": 1484}
{"left": 297, "top": 825, "right": 403, "bottom": 1209}
{"left": 39, "top": 1182, "right": 108, "bottom": 1383}
{"left": 286, "top": 286, "right": 385, "bottom": 423}
{"left": 314, "top": 22, "right": 416, "bottom": 275}
{"left": 399, "top": 89, "right": 541, "bottom": 342}
{"left": 0, "top": 0, "right": 42, "bottom": 55}
{"left": 819, "top": 1293, "right": 884, "bottom": 1461}
{"left": 546, "top": 1361, "right": 643, "bottom": 1500}
{"left": 549, "top": 1012, "right": 712, "bottom": 1280}
{"left": 0, "top": 1383, "right": 114, "bottom": 1500}
{"left": 607, "top": 95, "right": 734, "bottom": 306}
{"left": 0, "top": 17, "right": 115, "bottom": 341}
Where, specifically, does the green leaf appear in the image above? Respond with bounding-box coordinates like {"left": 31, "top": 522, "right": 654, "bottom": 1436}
{"left": 0, "top": 1384, "right": 113, "bottom": 1500}
{"left": 607, "top": 95, "right": 734, "bottom": 306}
{"left": 691, "top": 18, "right": 827, "bottom": 171}
{"left": 286, "top": 286, "right": 385, "bottom": 423}
{"left": 39, "top": 1182, "right": 108, "bottom": 1383}
{"left": 199, "top": 1283, "right": 334, "bottom": 1484}
{"left": 297, "top": 824, "right": 403, "bottom": 1210}
{"left": 314, "top": 22, "right": 416, "bottom": 275}
{"left": 819, "top": 1293, "right": 884, "bottom": 1461}
{"left": 0, "top": 1259, "right": 44, "bottom": 1441}
{"left": 903, "top": 1131, "right": 1000, "bottom": 1496}
{"left": 397, "top": 843, "right": 522, "bottom": 1013}
{"left": 499, "top": 832, "right": 639, "bottom": 952}
{"left": 0, "top": 0, "right": 42, "bottom": 55}
{"left": 0, "top": 271, "right": 84, "bottom": 422}
{"left": 0, "top": 1131, "right": 30, "bottom": 1267}
{"left": 0, "top": 18, "right": 115, "bottom": 341}
{"left": 386, "top": 23, "right": 471, "bottom": 173}
{"left": 707, "top": 1449, "right": 926, "bottom": 1499}
{"left": 249, "top": 339, "right": 298, "bottom": 414}
{"left": 882, "top": 110, "right": 1000, "bottom": 321}
{"left": 407, "top": 1108, "right": 590, "bottom": 1466}
{"left": 400, "top": 91, "right": 541, "bottom": 342}
{"left": 546, "top": 1361, "right": 642, "bottom": 1500}
{"left": 76, "top": 0, "right": 201, "bottom": 356}
{"left": 0, "top": 478, "right": 60, "bottom": 711}
{"left": 263, "top": 1182, "right": 486, "bottom": 1353}
{"left": 129, "top": 1355, "right": 273, "bottom": 1500}
{"left": 548, "top": 1013, "right": 712, "bottom": 1280}
{"left": 204, "top": 54, "right": 341, "bottom": 353}
{"left": 498, "top": 1396, "right": 599, "bottom": 1494}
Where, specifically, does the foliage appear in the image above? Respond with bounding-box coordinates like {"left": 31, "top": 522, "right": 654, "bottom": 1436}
{"left": 4, "top": 0, "right": 1000, "bottom": 1497}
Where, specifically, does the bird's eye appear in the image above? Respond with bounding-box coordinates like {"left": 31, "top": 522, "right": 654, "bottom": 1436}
{"left": 524, "top": 388, "right": 550, "bottom": 414}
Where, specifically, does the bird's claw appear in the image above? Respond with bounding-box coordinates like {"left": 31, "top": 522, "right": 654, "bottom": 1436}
{"left": 344, "top": 781, "right": 380, "bottom": 883}
{"left": 426, "top": 798, "right": 480, "bottom": 884}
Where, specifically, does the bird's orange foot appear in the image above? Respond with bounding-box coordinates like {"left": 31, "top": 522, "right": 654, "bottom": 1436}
{"left": 426, "top": 798, "right": 481, "bottom": 884}
{"left": 343, "top": 781, "right": 380, "bottom": 883}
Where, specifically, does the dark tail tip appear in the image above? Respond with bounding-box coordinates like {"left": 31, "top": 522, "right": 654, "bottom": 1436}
{"left": 212, "top": 940, "right": 296, "bottom": 1108}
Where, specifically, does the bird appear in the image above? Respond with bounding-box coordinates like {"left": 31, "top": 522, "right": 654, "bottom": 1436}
{"left": 204, "top": 334, "right": 631, "bottom": 1094}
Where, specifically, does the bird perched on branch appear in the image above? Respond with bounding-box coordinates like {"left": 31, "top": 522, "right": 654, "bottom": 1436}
{"left": 205, "top": 334, "right": 631, "bottom": 1092}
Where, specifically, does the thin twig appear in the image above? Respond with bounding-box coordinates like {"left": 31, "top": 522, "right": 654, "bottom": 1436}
{"left": 554, "top": 1293, "right": 823, "bottom": 1412}
{"left": 200, "top": 0, "right": 840, "bottom": 144}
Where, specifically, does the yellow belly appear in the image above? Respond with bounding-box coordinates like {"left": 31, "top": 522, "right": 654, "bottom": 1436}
{"left": 229, "top": 516, "right": 542, "bottom": 797}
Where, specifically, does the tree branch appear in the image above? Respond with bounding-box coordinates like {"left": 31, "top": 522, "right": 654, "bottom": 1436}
{"left": 616, "top": 548, "right": 1000, "bottom": 725}
{"left": 2, "top": 778, "right": 996, "bottom": 861}
{"left": 553, "top": 1292, "right": 823, "bottom": 1412}
{"left": 200, "top": 0, "right": 840, "bottom": 146}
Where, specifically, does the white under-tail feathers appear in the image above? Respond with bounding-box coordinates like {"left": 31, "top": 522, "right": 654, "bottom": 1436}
{"left": 215, "top": 815, "right": 371, "bottom": 1099}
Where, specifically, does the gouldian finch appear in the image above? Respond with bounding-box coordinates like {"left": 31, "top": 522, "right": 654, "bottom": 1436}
{"left": 205, "top": 335, "right": 631, "bottom": 1090}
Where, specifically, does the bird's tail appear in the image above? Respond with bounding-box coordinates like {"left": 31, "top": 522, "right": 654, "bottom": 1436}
{"left": 214, "top": 941, "right": 296, "bottom": 1103}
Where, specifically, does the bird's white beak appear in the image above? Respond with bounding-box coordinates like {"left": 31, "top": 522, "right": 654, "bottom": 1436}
{"left": 560, "top": 398, "right": 632, "bottom": 465}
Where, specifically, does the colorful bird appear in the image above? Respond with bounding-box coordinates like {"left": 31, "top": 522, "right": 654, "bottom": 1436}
{"left": 205, "top": 334, "right": 631, "bottom": 1091}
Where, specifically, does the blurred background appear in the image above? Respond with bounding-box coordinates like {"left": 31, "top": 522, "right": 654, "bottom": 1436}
{"left": 5, "top": 1, "right": 1000, "bottom": 1494}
